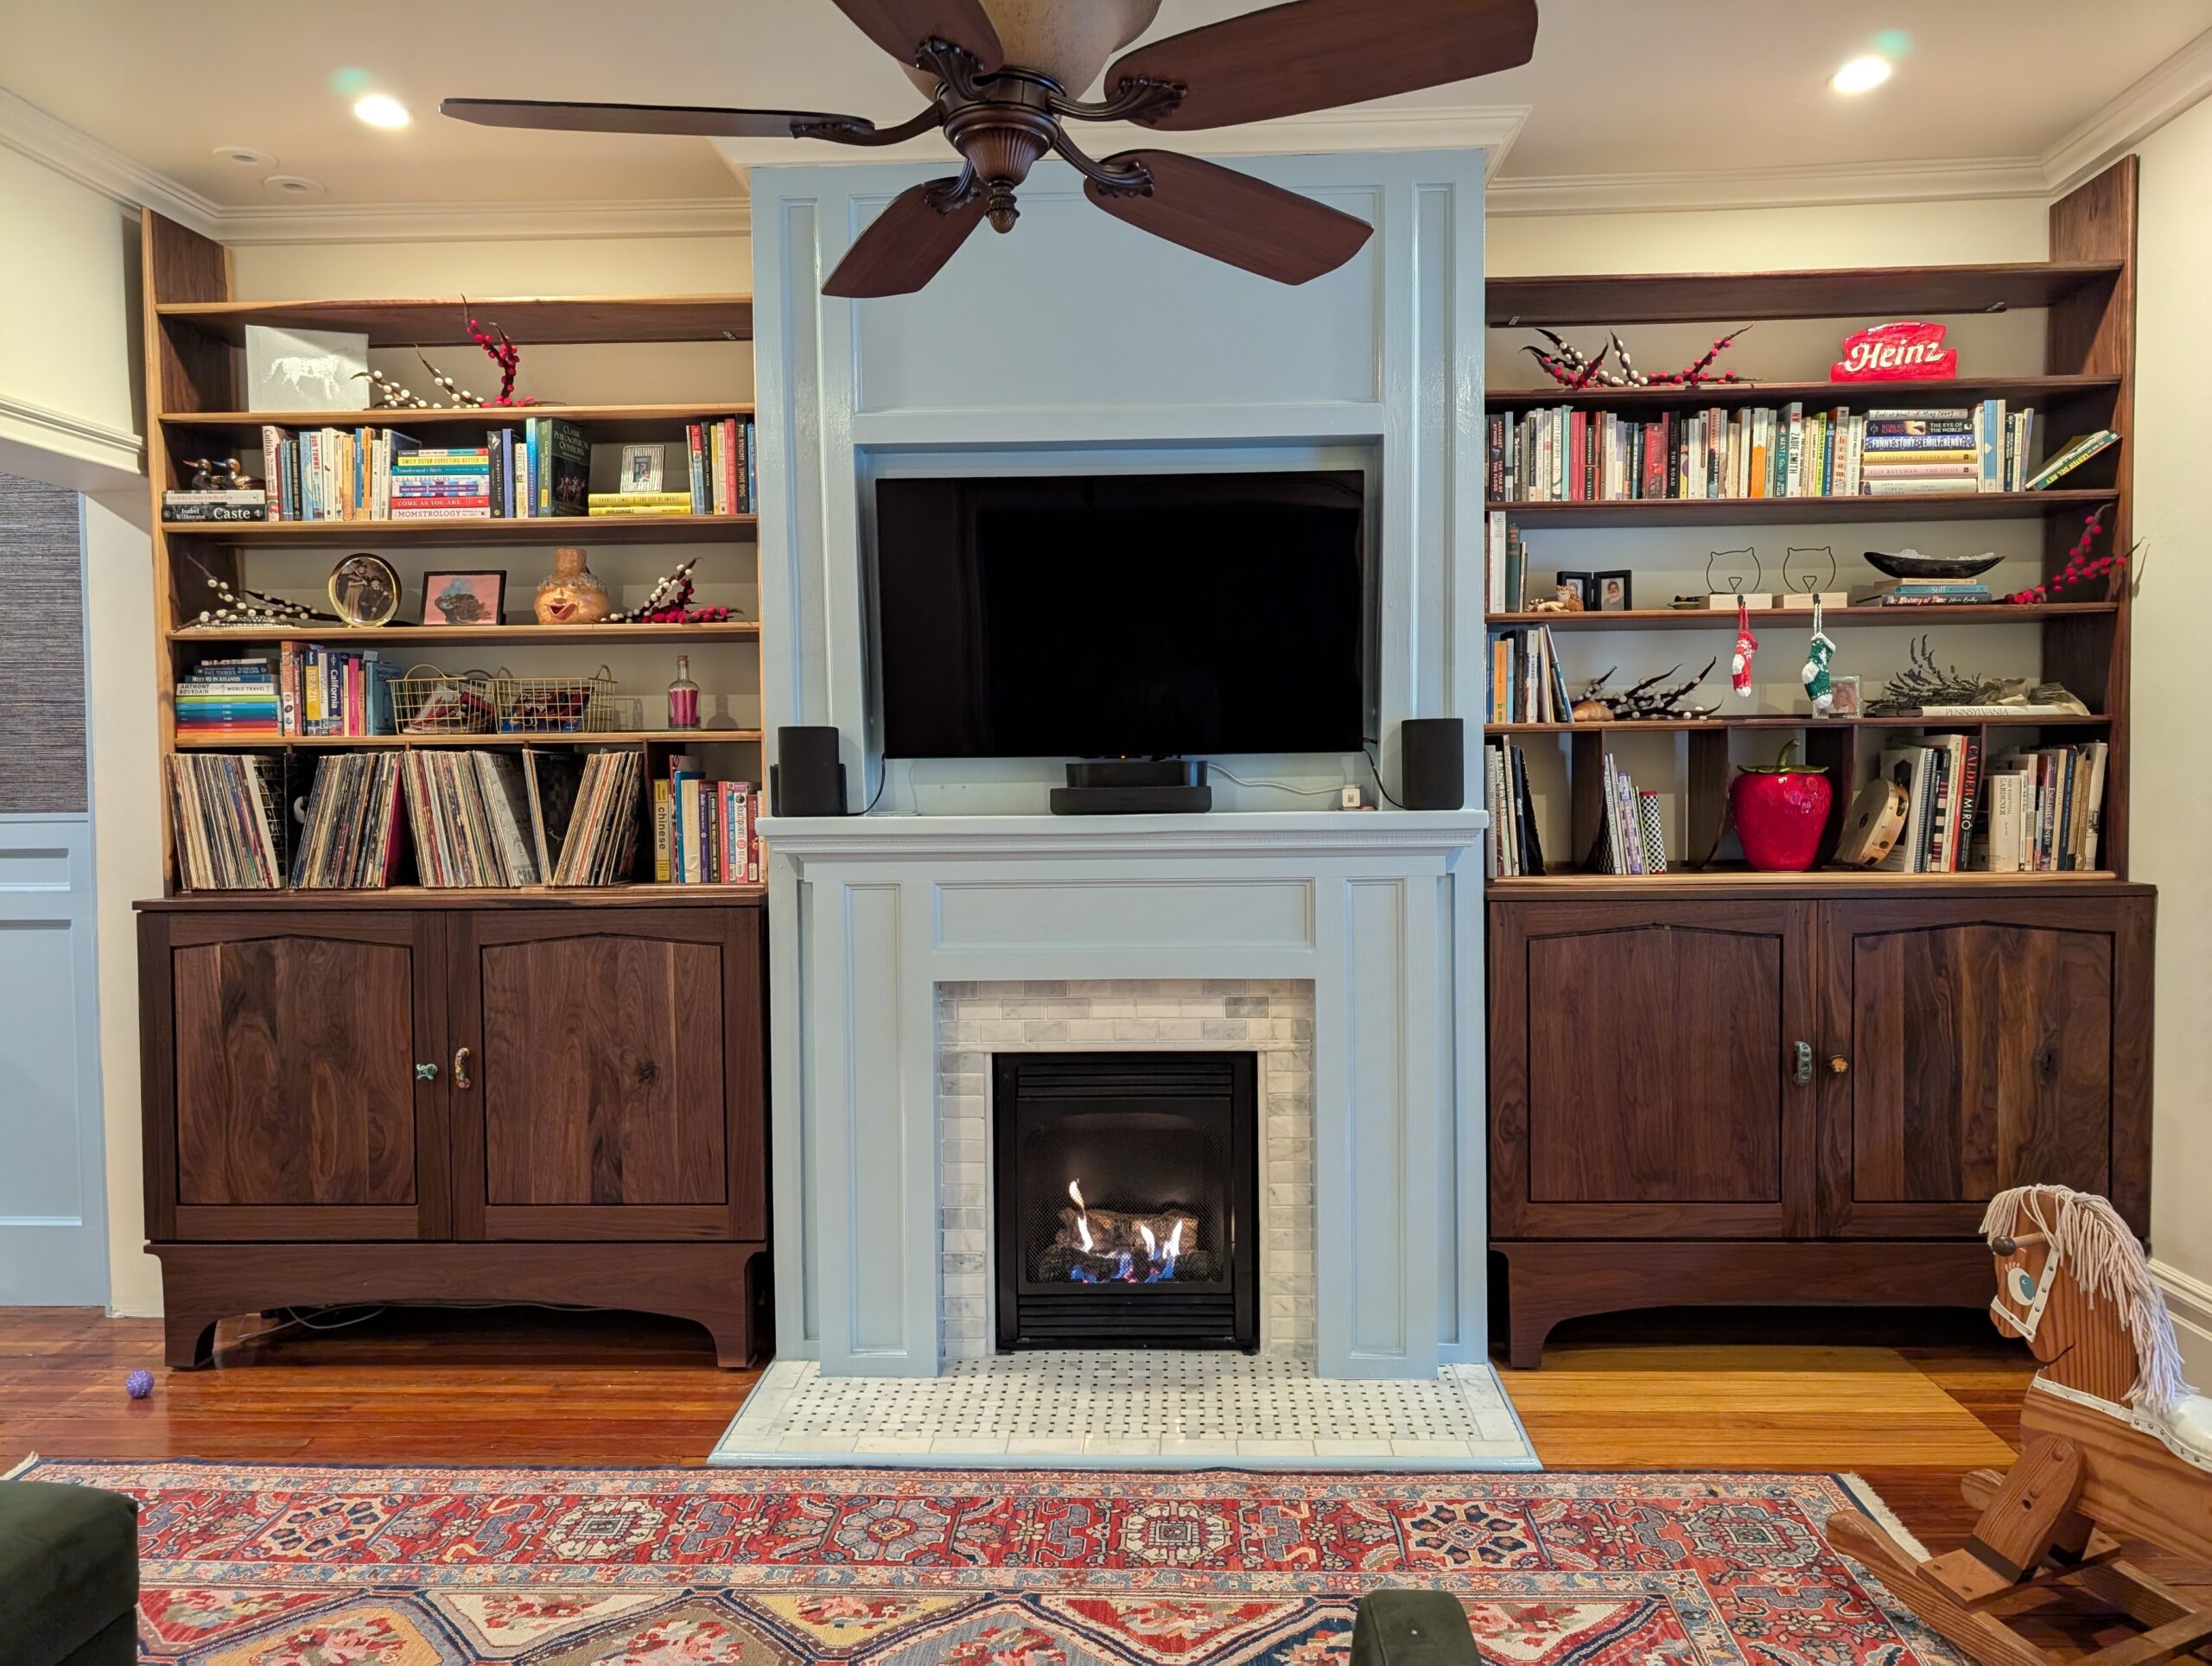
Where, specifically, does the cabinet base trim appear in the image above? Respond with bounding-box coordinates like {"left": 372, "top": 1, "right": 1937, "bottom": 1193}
{"left": 1491, "top": 1238, "right": 1992, "bottom": 1369}
{"left": 149, "top": 1240, "right": 769, "bottom": 1370}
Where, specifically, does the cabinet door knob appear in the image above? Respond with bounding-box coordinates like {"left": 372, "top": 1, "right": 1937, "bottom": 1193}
{"left": 453, "top": 1046, "right": 474, "bottom": 1090}
{"left": 415, "top": 1062, "right": 438, "bottom": 1081}
{"left": 1827, "top": 1054, "right": 1851, "bottom": 1075}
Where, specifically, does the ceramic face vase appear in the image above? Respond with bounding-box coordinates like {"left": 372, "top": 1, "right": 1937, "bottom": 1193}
{"left": 534, "top": 547, "right": 610, "bottom": 625}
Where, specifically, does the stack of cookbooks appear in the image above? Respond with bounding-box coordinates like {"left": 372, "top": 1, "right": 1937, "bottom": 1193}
{"left": 1848, "top": 574, "right": 1994, "bottom": 606}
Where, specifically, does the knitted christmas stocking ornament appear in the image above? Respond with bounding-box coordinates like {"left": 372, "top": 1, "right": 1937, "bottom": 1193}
{"left": 1731, "top": 596, "right": 1758, "bottom": 698}
{"left": 1801, "top": 599, "right": 1836, "bottom": 715}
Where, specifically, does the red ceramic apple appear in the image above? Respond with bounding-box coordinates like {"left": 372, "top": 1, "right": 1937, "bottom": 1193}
{"left": 1729, "top": 743, "right": 1833, "bottom": 872}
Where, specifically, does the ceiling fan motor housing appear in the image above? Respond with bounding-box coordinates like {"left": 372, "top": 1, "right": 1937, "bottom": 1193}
{"left": 940, "top": 76, "right": 1058, "bottom": 231}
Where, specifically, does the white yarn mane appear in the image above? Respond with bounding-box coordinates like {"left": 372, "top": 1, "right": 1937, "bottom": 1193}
{"left": 1980, "top": 1184, "right": 2191, "bottom": 1414}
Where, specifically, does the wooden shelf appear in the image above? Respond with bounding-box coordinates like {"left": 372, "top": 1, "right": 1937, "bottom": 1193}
{"left": 156, "top": 294, "right": 753, "bottom": 346}
{"left": 1486, "top": 713, "right": 2112, "bottom": 734}
{"left": 163, "top": 402, "right": 754, "bottom": 443}
{"left": 1485, "top": 262, "right": 2121, "bottom": 326}
{"left": 173, "top": 729, "right": 763, "bottom": 749}
{"left": 1489, "top": 602, "right": 2115, "bottom": 630}
{"left": 170, "top": 621, "right": 760, "bottom": 645}
{"left": 1487, "top": 489, "right": 2113, "bottom": 527}
{"left": 162, "top": 514, "right": 756, "bottom": 546}
{"left": 1487, "top": 868, "right": 2125, "bottom": 893}
{"left": 142, "top": 883, "right": 766, "bottom": 908}
{"left": 1483, "top": 375, "right": 2120, "bottom": 411}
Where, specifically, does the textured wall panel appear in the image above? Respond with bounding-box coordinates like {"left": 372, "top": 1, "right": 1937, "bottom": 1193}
{"left": 0, "top": 474, "right": 87, "bottom": 813}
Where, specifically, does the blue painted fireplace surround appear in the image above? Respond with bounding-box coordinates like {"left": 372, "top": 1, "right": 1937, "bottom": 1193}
{"left": 752, "top": 149, "right": 1492, "bottom": 1377}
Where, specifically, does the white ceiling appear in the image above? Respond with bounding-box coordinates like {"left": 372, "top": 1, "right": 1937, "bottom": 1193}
{"left": 1, "top": 0, "right": 2207, "bottom": 228}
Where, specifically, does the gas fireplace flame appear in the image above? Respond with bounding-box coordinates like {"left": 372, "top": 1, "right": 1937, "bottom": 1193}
{"left": 1059, "top": 1178, "right": 1192, "bottom": 1285}
{"left": 1068, "top": 1179, "right": 1093, "bottom": 1253}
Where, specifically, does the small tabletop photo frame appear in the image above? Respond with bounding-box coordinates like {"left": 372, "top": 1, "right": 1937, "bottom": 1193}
{"left": 421, "top": 569, "right": 506, "bottom": 626}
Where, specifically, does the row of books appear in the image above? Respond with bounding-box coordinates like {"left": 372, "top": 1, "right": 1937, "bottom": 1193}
{"left": 683, "top": 417, "right": 755, "bottom": 516}
{"left": 175, "top": 657, "right": 281, "bottom": 739}
{"left": 1986, "top": 742, "right": 2109, "bottom": 873}
{"left": 168, "top": 746, "right": 651, "bottom": 890}
{"left": 654, "top": 757, "right": 762, "bottom": 884}
{"left": 1484, "top": 404, "right": 2107, "bottom": 503}
{"left": 1587, "top": 752, "right": 1669, "bottom": 874}
{"left": 1851, "top": 575, "right": 1994, "bottom": 607}
{"left": 1483, "top": 742, "right": 1546, "bottom": 878}
{"left": 1482, "top": 512, "right": 1532, "bottom": 613}
{"left": 1487, "top": 626, "right": 1573, "bottom": 724}
{"left": 227, "top": 417, "right": 595, "bottom": 522}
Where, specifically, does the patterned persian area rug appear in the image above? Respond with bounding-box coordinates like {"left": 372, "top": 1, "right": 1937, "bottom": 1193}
{"left": 16, "top": 1459, "right": 1955, "bottom": 1666}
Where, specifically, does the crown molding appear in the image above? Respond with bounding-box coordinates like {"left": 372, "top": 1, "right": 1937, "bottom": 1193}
{"left": 1487, "top": 154, "right": 2052, "bottom": 217}
{"left": 2043, "top": 25, "right": 2212, "bottom": 191}
{"left": 710, "top": 102, "right": 1531, "bottom": 181}
{"left": 211, "top": 195, "right": 753, "bottom": 245}
{"left": 0, "top": 87, "right": 220, "bottom": 236}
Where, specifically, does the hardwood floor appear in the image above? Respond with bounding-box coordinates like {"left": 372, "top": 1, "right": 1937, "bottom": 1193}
{"left": 3, "top": 1299, "right": 2205, "bottom": 1656}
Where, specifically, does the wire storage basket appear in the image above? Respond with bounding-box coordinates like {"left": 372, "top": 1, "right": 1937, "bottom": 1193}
{"left": 393, "top": 665, "right": 497, "bottom": 734}
{"left": 494, "top": 664, "right": 615, "bottom": 734}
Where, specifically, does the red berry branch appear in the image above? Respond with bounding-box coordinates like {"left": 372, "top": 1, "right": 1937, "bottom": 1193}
{"left": 461, "top": 300, "right": 540, "bottom": 406}
{"left": 2006, "top": 508, "right": 2126, "bottom": 603}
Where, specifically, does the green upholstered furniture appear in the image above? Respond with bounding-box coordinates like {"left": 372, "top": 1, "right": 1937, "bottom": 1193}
{"left": 0, "top": 1479, "right": 139, "bottom": 1666}
{"left": 1352, "top": 1589, "right": 1481, "bottom": 1666}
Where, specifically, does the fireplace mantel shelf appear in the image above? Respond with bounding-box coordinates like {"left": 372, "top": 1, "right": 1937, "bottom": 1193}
{"left": 759, "top": 810, "right": 1490, "bottom": 863}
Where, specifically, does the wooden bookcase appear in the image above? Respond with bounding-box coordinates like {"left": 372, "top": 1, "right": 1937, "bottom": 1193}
{"left": 1484, "top": 161, "right": 2156, "bottom": 1364}
{"left": 141, "top": 211, "right": 766, "bottom": 901}
{"left": 135, "top": 212, "right": 771, "bottom": 1367}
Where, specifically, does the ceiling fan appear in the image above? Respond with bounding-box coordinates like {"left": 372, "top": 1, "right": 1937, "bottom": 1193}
{"left": 444, "top": 0, "right": 1536, "bottom": 298}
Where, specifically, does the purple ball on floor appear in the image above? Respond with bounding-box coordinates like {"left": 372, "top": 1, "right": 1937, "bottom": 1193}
{"left": 124, "top": 1368, "right": 154, "bottom": 1400}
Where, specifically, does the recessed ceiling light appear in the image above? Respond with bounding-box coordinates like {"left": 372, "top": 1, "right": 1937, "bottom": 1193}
{"left": 1831, "top": 55, "right": 1891, "bottom": 94}
{"left": 213, "top": 143, "right": 274, "bottom": 169}
{"left": 353, "top": 92, "right": 411, "bottom": 128}
{"left": 263, "top": 174, "right": 327, "bottom": 198}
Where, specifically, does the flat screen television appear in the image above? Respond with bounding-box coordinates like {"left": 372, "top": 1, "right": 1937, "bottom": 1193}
{"left": 872, "top": 470, "right": 1366, "bottom": 760}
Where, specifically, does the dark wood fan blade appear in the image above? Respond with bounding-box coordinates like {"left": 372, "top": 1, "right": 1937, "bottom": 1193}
{"left": 827, "top": 0, "right": 1003, "bottom": 71}
{"left": 1105, "top": 0, "right": 1537, "bottom": 131}
{"left": 441, "top": 98, "right": 876, "bottom": 138}
{"left": 823, "top": 179, "right": 991, "bottom": 298}
{"left": 1084, "top": 152, "right": 1371, "bottom": 285}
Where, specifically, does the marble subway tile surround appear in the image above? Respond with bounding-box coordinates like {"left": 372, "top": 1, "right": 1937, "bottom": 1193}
{"left": 936, "top": 979, "right": 1315, "bottom": 1362}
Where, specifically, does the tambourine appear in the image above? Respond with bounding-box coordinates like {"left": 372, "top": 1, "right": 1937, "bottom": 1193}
{"left": 1835, "top": 778, "right": 1910, "bottom": 868}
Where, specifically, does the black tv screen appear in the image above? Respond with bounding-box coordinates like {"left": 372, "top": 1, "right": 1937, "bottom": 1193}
{"left": 873, "top": 471, "right": 1366, "bottom": 760}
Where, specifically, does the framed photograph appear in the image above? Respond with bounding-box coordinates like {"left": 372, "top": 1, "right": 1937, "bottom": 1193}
{"left": 1553, "top": 570, "right": 1594, "bottom": 609}
{"left": 1827, "top": 674, "right": 1862, "bottom": 717}
{"left": 619, "top": 442, "right": 666, "bottom": 494}
{"left": 327, "top": 552, "right": 400, "bottom": 626}
{"left": 420, "top": 569, "right": 506, "bottom": 626}
{"left": 1595, "top": 571, "right": 1633, "bottom": 612}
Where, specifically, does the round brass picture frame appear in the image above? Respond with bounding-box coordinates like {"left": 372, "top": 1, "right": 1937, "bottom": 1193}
{"left": 328, "top": 552, "right": 401, "bottom": 627}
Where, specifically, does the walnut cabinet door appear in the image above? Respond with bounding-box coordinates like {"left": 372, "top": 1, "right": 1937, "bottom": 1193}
{"left": 444, "top": 908, "right": 766, "bottom": 1243}
{"left": 143, "top": 912, "right": 449, "bottom": 1242}
{"left": 1815, "top": 894, "right": 2152, "bottom": 1238}
{"left": 1488, "top": 898, "right": 1821, "bottom": 1240}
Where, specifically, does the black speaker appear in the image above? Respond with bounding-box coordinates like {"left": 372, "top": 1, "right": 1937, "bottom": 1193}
{"left": 771, "top": 726, "right": 847, "bottom": 817}
{"left": 1399, "top": 718, "right": 1465, "bottom": 811}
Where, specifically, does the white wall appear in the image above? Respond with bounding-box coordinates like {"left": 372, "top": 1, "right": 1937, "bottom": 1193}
{"left": 2126, "top": 97, "right": 2212, "bottom": 1381}
{"left": 0, "top": 146, "right": 142, "bottom": 487}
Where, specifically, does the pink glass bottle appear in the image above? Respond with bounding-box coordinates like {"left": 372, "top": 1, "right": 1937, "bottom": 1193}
{"left": 667, "top": 654, "right": 700, "bottom": 729}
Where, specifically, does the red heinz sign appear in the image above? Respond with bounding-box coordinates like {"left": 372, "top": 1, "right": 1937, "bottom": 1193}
{"left": 1831, "top": 321, "right": 1958, "bottom": 381}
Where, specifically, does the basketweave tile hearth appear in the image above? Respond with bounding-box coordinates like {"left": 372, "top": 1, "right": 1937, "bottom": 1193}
{"left": 708, "top": 1355, "right": 1537, "bottom": 1472}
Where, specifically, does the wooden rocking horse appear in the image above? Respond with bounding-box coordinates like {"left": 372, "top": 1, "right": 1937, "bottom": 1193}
{"left": 1827, "top": 1184, "right": 2212, "bottom": 1666}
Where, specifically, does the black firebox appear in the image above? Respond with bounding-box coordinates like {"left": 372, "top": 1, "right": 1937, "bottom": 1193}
{"left": 993, "top": 1052, "right": 1259, "bottom": 1351}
